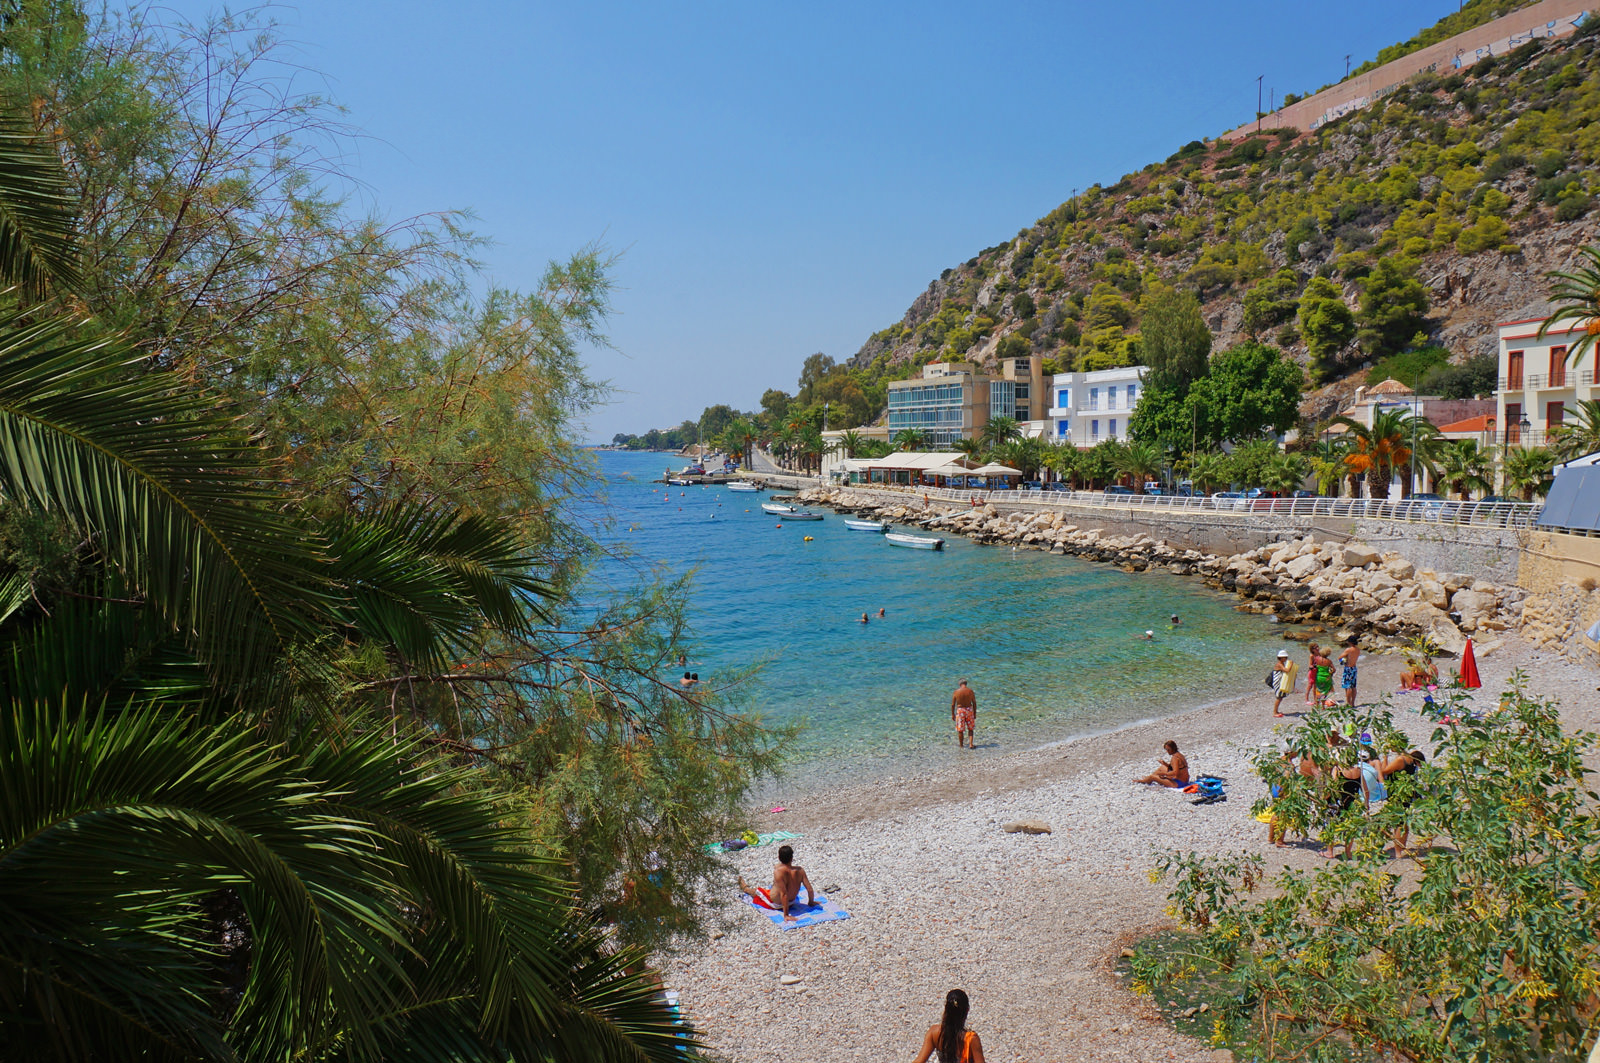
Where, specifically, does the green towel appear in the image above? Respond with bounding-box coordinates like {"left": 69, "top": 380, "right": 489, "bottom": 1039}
{"left": 703, "top": 830, "right": 804, "bottom": 854}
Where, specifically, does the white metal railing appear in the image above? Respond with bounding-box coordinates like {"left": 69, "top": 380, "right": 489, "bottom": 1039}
{"left": 836, "top": 483, "right": 1542, "bottom": 528}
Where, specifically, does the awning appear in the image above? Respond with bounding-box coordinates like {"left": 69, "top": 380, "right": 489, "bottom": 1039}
{"left": 928, "top": 464, "right": 973, "bottom": 477}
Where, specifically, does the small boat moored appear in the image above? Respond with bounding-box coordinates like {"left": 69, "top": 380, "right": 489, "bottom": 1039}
{"left": 783, "top": 510, "right": 825, "bottom": 521}
{"left": 843, "top": 519, "right": 889, "bottom": 533}
{"left": 885, "top": 532, "right": 944, "bottom": 550}
{"left": 761, "top": 502, "right": 798, "bottom": 516}
{"left": 727, "top": 481, "right": 761, "bottom": 492}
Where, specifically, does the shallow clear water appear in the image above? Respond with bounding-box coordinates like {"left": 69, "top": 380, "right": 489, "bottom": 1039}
{"left": 584, "top": 450, "right": 1285, "bottom": 784}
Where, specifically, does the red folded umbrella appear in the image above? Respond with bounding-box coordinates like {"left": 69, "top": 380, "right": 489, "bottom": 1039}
{"left": 1459, "top": 637, "right": 1482, "bottom": 689}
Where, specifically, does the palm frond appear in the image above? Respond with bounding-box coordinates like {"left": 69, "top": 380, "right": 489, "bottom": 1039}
{"left": 0, "top": 109, "right": 81, "bottom": 298}
{"left": 0, "top": 701, "right": 686, "bottom": 1062}
{"left": 0, "top": 313, "right": 334, "bottom": 686}
{"left": 324, "top": 502, "right": 552, "bottom": 670}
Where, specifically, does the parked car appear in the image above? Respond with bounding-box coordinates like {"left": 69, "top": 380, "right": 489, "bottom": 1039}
{"left": 1045, "top": 482, "right": 1070, "bottom": 492}
{"left": 1397, "top": 492, "right": 1458, "bottom": 521}
{"left": 1104, "top": 485, "right": 1135, "bottom": 496}
{"left": 1292, "top": 489, "right": 1317, "bottom": 498}
{"left": 1021, "top": 480, "right": 1043, "bottom": 490}
{"left": 1210, "top": 491, "right": 1246, "bottom": 510}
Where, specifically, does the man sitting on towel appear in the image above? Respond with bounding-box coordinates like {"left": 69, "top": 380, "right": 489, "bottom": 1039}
{"left": 739, "top": 844, "right": 817, "bottom": 925}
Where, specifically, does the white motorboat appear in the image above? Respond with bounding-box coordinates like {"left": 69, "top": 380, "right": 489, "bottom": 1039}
{"left": 885, "top": 532, "right": 944, "bottom": 550}
{"left": 843, "top": 519, "right": 889, "bottom": 533}
{"left": 727, "top": 482, "right": 761, "bottom": 492}
{"left": 782, "top": 510, "right": 825, "bottom": 521}
{"left": 761, "top": 502, "right": 797, "bottom": 515}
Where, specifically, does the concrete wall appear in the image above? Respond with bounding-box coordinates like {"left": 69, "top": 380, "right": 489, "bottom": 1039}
{"left": 1223, "top": 0, "right": 1590, "bottom": 138}
{"left": 1519, "top": 529, "right": 1600, "bottom": 592}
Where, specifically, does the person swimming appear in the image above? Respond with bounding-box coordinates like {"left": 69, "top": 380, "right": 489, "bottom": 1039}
{"left": 860, "top": 613, "right": 869, "bottom": 624}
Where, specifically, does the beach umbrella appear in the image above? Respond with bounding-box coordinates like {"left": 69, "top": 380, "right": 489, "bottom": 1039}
{"left": 1459, "top": 637, "right": 1481, "bottom": 689}
{"left": 973, "top": 463, "right": 1023, "bottom": 476}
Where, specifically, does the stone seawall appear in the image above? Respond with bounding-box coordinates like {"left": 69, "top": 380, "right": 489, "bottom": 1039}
{"left": 824, "top": 486, "right": 1525, "bottom": 583}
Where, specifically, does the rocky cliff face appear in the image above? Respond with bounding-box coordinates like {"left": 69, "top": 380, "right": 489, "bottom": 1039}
{"left": 845, "top": 22, "right": 1600, "bottom": 417}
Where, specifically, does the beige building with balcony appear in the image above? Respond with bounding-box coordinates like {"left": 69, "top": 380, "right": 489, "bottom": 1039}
{"left": 1495, "top": 317, "right": 1592, "bottom": 448}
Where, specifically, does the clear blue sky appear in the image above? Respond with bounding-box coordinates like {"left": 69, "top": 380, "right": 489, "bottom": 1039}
{"left": 161, "top": 0, "right": 1463, "bottom": 441}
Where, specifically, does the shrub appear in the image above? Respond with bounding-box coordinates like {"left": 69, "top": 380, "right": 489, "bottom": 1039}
{"left": 1456, "top": 214, "right": 1510, "bottom": 254}
{"left": 1144, "top": 683, "right": 1600, "bottom": 1063}
{"left": 1420, "top": 352, "right": 1497, "bottom": 399}
{"left": 1533, "top": 148, "right": 1567, "bottom": 179}
{"left": 1556, "top": 195, "right": 1592, "bottom": 222}
{"left": 1366, "top": 344, "right": 1449, "bottom": 386}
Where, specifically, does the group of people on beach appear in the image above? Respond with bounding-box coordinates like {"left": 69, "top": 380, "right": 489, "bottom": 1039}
{"left": 1268, "top": 730, "right": 1427, "bottom": 859}
{"left": 1270, "top": 636, "right": 1361, "bottom": 717}
{"left": 740, "top": 845, "right": 987, "bottom": 1061}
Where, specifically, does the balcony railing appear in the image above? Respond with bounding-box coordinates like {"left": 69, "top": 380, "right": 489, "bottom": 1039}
{"left": 835, "top": 483, "right": 1543, "bottom": 528}
{"left": 1498, "top": 371, "right": 1593, "bottom": 391}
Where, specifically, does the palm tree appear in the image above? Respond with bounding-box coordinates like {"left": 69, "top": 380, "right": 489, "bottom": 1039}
{"left": 1502, "top": 445, "right": 1556, "bottom": 501}
{"left": 981, "top": 415, "right": 1021, "bottom": 449}
{"left": 1116, "top": 439, "right": 1164, "bottom": 492}
{"left": 1331, "top": 408, "right": 1439, "bottom": 499}
{"left": 1045, "top": 442, "right": 1079, "bottom": 489}
{"left": 952, "top": 436, "right": 985, "bottom": 464}
{"left": 724, "top": 417, "right": 760, "bottom": 467}
{"left": 1537, "top": 244, "right": 1600, "bottom": 370}
{"left": 1260, "top": 451, "right": 1310, "bottom": 496}
{"left": 834, "top": 428, "right": 866, "bottom": 458}
{"left": 1546, "top": 399, "right": 1600, "bottom": 462}
{"left": 993, "top": 438, "right": 1047, "bottom": 480}
{"left": 1435, "top": 439, "right": 1494, "bottom": 500}
{"left": 1188, "top": 451, "right": 1231, "bottom": 494}
{"left": 894, "top": 428, "right": 930, "bottom": 451}
{"left": 1081, "top": 441, "right": 1123, "bottom": 489}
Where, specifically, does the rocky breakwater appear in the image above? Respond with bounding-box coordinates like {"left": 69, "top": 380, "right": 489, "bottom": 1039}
{"left": 800, "top": 488, "right": 1541, "bottom": 657}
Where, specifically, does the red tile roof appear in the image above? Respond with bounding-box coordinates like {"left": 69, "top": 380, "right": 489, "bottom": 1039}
{"left": 1436, "top": 413, "right": 1495, "bottom": 434}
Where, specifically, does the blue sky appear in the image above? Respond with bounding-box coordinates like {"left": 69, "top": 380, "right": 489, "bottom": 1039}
{"left": 161, "top": 1, "right": 1464, "bottom": 441}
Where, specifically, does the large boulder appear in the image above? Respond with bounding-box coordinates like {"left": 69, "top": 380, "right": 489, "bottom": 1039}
{"left": 1343, "top": 544, "right": 1381, "bottom": 568}
{"left": 1383, "top": 557, "right": 1416, "bottom": 581}
{"left": 1418, "top": 580, "right": 1451, "bottom": 609}
{"left": 1285, "top": 554, "right": 1323, "bottom": 581}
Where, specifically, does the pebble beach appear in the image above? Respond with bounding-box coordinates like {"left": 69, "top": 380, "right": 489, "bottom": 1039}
{"left": 659, "top": 635, "right": 1600, "bottom": 1062}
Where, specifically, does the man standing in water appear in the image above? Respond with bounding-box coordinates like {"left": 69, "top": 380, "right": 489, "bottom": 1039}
{"left": 951, "top": 679, "right": 977, "bottom": 748}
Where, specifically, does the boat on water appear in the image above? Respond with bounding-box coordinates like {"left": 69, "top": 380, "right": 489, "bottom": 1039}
{"left": 666, "top": 478, "right": 692, "bottom": 486}
{"left": 843, "top": 519, "right": 889, "bottom": 533}
{"left": 885, "top": 532, "right": 944, "bottom": 550}
{"left": 761, "top": 502, "right": 797, "bottom": 515}
{"left": 727, "top": 482, "right": 761, "bottom": 493}
{"left": 782, "top": 510, "right": 825, "bottom": 521}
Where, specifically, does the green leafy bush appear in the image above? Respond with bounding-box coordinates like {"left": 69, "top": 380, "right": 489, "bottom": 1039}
{"left": 1144, "top": 682, "right": 1600, "bottom": 1063}
{"left": 1456, "top": 214, "right": 1511, "bottom": 254}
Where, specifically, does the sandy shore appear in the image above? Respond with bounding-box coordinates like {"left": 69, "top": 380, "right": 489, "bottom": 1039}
{"left": 659, "top": 636, "right": 1600, "bottom": 1062}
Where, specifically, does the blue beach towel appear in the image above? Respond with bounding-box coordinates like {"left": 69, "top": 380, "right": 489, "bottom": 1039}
{"left": 746, "top": 893, "right": 851, "bottom": 930}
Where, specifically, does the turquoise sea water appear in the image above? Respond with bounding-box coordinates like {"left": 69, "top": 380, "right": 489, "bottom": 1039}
{"left": 585, "top": 450, "right": 1285, "bottom": 784}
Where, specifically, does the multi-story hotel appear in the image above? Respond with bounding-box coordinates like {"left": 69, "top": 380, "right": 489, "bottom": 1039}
{"left": 1046, "top": 366, "right": 1149, "bottom": 447}
{"left": 1496, "top": 317, "right": 1593, "bottom": 448}
{"left": 885, "top": 354, "right": 1044, "bottom": 448}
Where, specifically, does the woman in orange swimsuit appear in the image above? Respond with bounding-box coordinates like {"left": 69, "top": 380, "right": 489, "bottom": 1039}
{"left": 912, "top": 989, "right": 986, "bottom": 1063}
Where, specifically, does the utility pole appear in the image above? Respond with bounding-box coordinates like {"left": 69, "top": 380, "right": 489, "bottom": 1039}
{"left": 1256, "top": 74, "right": 1264, "bottom": 133}
{"left": 1345, "top": 54, "right": 1352, "bottom": 79}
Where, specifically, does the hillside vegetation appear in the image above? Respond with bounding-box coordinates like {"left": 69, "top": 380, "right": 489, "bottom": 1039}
{"left": 641, "top": 11, "right": 1600, "bottom": 447}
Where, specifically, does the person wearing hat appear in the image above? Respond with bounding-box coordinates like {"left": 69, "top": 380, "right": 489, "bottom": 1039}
{"left": 1271, "top": 649, "right": 1297, "bottom": 718}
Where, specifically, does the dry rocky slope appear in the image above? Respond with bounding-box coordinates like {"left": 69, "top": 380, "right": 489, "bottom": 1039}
{"left": 801, "top": 486, "right": 1600, "bottom": 661}
{"left": 840, "top": 20, "right": 1600, "bottom": 418}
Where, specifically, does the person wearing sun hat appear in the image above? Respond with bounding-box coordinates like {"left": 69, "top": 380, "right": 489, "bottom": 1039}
{"left": 1272, "top": 649, "right": 1296, "bottom": 718}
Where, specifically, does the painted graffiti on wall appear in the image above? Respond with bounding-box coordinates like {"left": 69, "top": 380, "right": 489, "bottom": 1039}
{"left": 1308, "top": 12, "right": 1587, "bottom": 131}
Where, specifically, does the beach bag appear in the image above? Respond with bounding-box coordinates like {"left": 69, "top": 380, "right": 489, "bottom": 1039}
{"left": 1265, "top": 671, "right": 1277, "bottom": 689}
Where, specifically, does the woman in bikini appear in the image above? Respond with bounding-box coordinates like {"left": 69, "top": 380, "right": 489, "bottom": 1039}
{"left": 1377, "top": 746, "right": 1427, "bottom": 857}
{"left": 1133, "top": 741, "right": 1190, "bottom": 787}
{"left": 911, "top": 988, "right": 986, "bottom": 1063}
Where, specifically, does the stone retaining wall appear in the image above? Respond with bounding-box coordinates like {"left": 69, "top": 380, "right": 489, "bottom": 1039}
{"left": 828, "top": 486, "right": 1525, "bottom": 583}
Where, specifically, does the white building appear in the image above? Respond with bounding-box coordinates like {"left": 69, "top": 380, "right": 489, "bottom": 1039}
{"left": 1046, "top": 366, "right": 1149, "bottom": 447}
{"left": 1495, "top": 317, "right": 1593, "bottom": 449}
